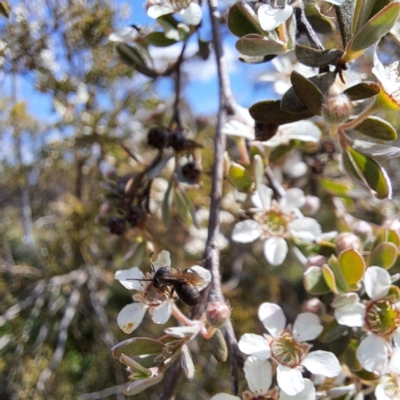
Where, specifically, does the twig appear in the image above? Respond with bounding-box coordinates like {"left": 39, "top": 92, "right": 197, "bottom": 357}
{"left": 170, "top": 41, "right": 188, "bottom": 130}
{"left": 81, "top": 383, "right": 129, "bottom": 400}
{"left": 294, "top": 6, "right": 324, "bottom": 50}
{"left": 265, "top": 166, "right": 286, "bottom": 198}
{"left": 37, "top": 269, "right": 88, "bottom": 393}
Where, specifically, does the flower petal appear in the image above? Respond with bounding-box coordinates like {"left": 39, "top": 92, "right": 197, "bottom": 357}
{"left": 117, "top": 303, "right": 148, "bottom": 334}
{"left": 334, "top": 302, "right": 366, "bottom": 327}
{"left": 210, "top": 395, "right": 240, "bottom": 400}
{"left": 164, "top": 325, "right": 202, "bottom": 338}
{"left": 188, "top": 265, "right": 211, "bottom": 290}
{"left": 115, "top": 267, "right": 146, "bottom": 290}
{"left": 257, "top": 4, "right": 293, "bottom": 32}
{"left": 392, "top": 329, "right": 400, "bottom": 347}
{"left": 356, "top": 334, "right": 388, "bottom": 373}
{"left": 238, "top": 333, "right": 271, "bottom": 360}
{"left": 152, "top": 250, "right": 171, "bottom": 270}
{"left": 280, "top": 188, "right": 306, "bottom": 213}
{"left": 244, "top": 356, "right": 272, "bottom": 395}
{"left": 252, "top": 184, "right": 273, "bottom": 210}
{"left": 150, "top": 300, "right": 173, "bottom": 324}
{"left": 277, "top": 365, "right": 305, "bottom": 396}
{"left": 181, "top": 2, "right": 202, "bottom": 26}
{"left": 324, "top": 0, "right": 346, "bottom": 5}
{"left": 263, "top": 237, "right": 288, "bottom": 266}
{"left": 147, "top": 4, "right": 174, "bottom": 19}
{"left": 388, "top": 347, "right": 400, "bottom": 373}
{"left": 289, "top": 218, "right": 321, "bottom": 242}
{"left": 364, "top": 266, "right": 391, "bottom": 300}
{"left": 279, "top": 378, "right": 316, "bottom": 400}
{"left": 302, "top": 350, "right": 340, "bottom": 378}
{"left": 292, "top": 313, "right": 323, "bottom": 342}
{"left": 232, "top": 220, "right": 262, "bottom": 243}
{"left": 258, "top": 302, "right": 286, "bottom": 336}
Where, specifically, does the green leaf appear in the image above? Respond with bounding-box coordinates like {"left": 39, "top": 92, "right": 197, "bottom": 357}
{"left": 353, "top": 116, "right": 397, "bottom": 141}
{"left": 236, "top": 34, "right": 286, "bottom": 57}
{"left": 281, "top": 72, "right": 336, "bottom": 113}
{"left": 112, "top": 338, "right": 166, "bottom": 359}
{"left": 290, "top": 71, "right": 324, "bottom": 115}
{"left": 338, "top": 249, "right": 365, "bottom": 286}
{"left": 249, "top": 100, "right": 313, "bottom": 124}
{"left": 368, "top": 242, "right": 398, "bottom": 270}
{"left": 320, "top": 178, "right": 352, "bottom": 196}
{"left": 119, "top": 354, "right": 152, "bottom": 376}
{"left": 303, "top": 266, "right": 331, "bottom": 295}
{"left": 322, "top": 264, "right": 338, "bottom": 294}
{"left": 345, "top": 147, "right": 392, "bottom": 199}
{"left": 238, "top": 54, "right": 276, "bottom": 64}
{"left": 373, "top": 228, "right": 400, "bottom": 248}
{"left": 181, "top": 344, "right": 195, "bottom": 379}
{"left": 351, "top": 140, "right": 400, "bottom": 159}
{"left": 344, "top": 2, "right": 400, "bottom": 62}
{"left": 123, "top": 373, "right": 164, "bottom": 395}
{"left": 162, "top": 180, "right": 173, "bottom": 227}
{"left": 319, "top": 319, "right": 349, "bottom": 343}
{"left": 327, "top": 256, "right": 350, "bottom": 293}
{"left": 253, "top": 154, "right": 264, "bottom": 189}
{"left": 227, "top": 2, "right": 264, "bottom": 38}
{"left": 116, "top": 44, "right": 157, "bottom": 78}
{"left": 174, "top": 186, "right": 196, "bottom": 227}
{"left": 353, "top": 0, "right": 391, "bottom": 35}
{"left": 344, "top": 82, "right": 380, "bottom": 101}
{"left": 304, "top": 4, "right": 335, "bottom": 34}
{"left": 229, "top": 162, "right": 253, "bottom": 191}
{"left": 144, "top": 32, "right": 177, "bottom": 47}
{"left": 295, "top": 45, "right": 344, "bottom": 68}
{"left": 0, "top": 1, "right": 9, "bottom": 18}
{"left": 209, "top": 329, "right": 228, "bottom": 362}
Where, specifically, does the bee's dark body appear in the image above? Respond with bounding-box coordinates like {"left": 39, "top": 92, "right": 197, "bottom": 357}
{"left": 152, "top": 266, "right": 204, "bottom": 306}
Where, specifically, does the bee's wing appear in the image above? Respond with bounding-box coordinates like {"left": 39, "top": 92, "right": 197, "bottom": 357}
{"left": 185, "top": 266, "right": 211, "bottom": 290}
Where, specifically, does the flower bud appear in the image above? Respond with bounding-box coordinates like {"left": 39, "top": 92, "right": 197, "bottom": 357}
{"left": 302, "top": 298, "right": 323, "bottom": 314}
{"left": 384, "top": 218, "right": 400, "bottom": 234}
{"left": 306, "top": 255, "right": 326, "bottom": 267}
{"left": 302, "top": 195, "right": 320, "bottom": 216}
{"left": 181, "top": 161, "right": 202, "bottom": 184}
{"left": 147, "top": 126, "right": 167, "bottom": 150}
{"left": 336, "top": 232, "right": 362, "bottom": 253}
{"left": 108, "top": 217, "right": 126, "bottom": 235}
{"left": 352, "top": 220, "right": 373, "bottom": 242}
{"left": 322, "top": 87, "right": 353, "bottom": 125}
{"left": 206, "top": 301, "right": 231, "bottom": 328}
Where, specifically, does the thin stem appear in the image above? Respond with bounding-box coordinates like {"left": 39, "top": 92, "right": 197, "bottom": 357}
{"left": 340, "top": 103, "right": 374, "bottom": 131}
{"left": 294, "top": 6, "right": 324, "bottom": 50}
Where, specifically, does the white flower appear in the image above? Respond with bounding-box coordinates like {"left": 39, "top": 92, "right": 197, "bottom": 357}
{"left": 147, "top": 0, "right": 202, "bottom": 26}
{"left": 108, "top": 26, "right": 138, "bottom": 43}
{"left": 115, "top": 250, "right": 175, "bottom": 333}
{"left": 222, "top": 105, "right": 255, "bottom": 140}
{"left": 238, "top": 303, "right": 340, "bottom": 396}
{"left": 324, "top": 0, "right": 346, "bottom": 5}
{"left": 261, "top": 120, "right": 321, "bottom": 147}
{"left": 210, "top": 356, "right": 315, "bottom": 400}
{"left": 372, "top": 48, "right": 400, "bottom": 108}
{"left": 257, "top": 3, "right": 293, "bottom": 32}
{"left": 232, "top": 185, "right": 321, "bottom": 266}
{"left": 375, "top": 348, "right": 400, "bottom": 400}
{"left": 333, "top": 266, "right": 400, "bottom": 374}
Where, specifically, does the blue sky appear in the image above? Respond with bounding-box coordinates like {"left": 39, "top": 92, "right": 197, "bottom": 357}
{"left": 5, "top": 1, "right": 276, "bottom": 121}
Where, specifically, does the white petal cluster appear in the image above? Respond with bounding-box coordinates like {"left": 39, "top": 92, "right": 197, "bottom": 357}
{"left": 147, "top": 0, "right": 202, "bottom": 26}
{"left": 333, "top": 266, "right": 400, "bottom": 374}
{"left": 232, "top": 185, "right": 321, "bottom": 266}
{"left": 115, "top": 250, "right": 175, "bottom": 333}
{"left": 238, "top": 303, "right": 340, "bottom": 397}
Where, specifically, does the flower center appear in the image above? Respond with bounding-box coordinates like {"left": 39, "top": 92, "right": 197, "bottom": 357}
{"left": 380, "top": 373, "right": 400, "bottom": 398}
{"left": 263, "top": 210, "right": 287, "bottom": 236}
{"left": 270, "top": 332, "right": 306, "bottom": 367}
{"left": 366, "top": 299, "right": 400, "bottom": 337}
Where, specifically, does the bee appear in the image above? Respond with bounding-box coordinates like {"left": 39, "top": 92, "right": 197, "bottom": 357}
{"left": 151, "top": 266, "right": 210, "bottom": 306}
{"left": 129, "top": 259, "right": 211, "bottom": 307}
